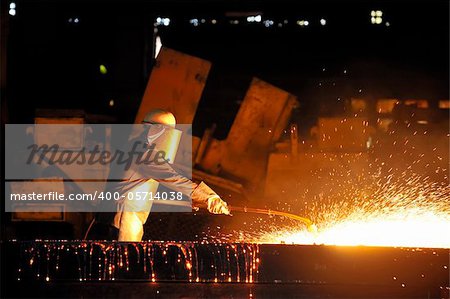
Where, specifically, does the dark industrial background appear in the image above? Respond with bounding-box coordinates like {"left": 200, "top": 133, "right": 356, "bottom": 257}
{"left": 1, "top": 0, "right": 449, "bottom": 241}
{"left": 2, "top": 0, "right": 448, "bottom": 137}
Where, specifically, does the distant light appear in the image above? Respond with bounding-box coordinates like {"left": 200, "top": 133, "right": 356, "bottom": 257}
{"left": 211, "top": 19, "right": 217, "bottom": 24}
{"left": 247, "top": 15, "right": 262, "bottom": 23}
{"left": 320, "top": 18, "right": 327, "bottom": 26}
{"left": 263, "top": 20, "right": 274, "bottom": 27}
{"left": 385, "top": 22, "right": 390, "bottom": 27}
{"left": 343, "top": 69, "right": 347, "bottom": 74}
{"left": 297, "top": 20, "right": 308, "bottom": 27}
{"left": 322, "top": 68, "right": 326, "bottom": 72}
{"left": 278, "top": 23, "right": 283, "bottom": 27}
{"left": 99, "top": 65, "right": 107, "bottom": 75}
{"left": 68, "top": 18, "right": 73, "bottom": 23}
{"left": 155, "top": 17, "right": 170, "bottom": 26}
{"left": 283, "top": 19, "right": 288, "bottom": 24}
{"left": 371, "top": 16, "right": 382, "bottom": 24}
{"left": 189, "top": 18, "right": 199, "bottom": 26}
{"left": 371, "top": 10, "right": 383, "bottom": 24}
{"left": 74, "top": 18, "right": 79, "bottom": 23}
{"left": 439, "top": 100, "right": 450, "bottom": 109}
{"left": 109, "top": 99, "right": 115, "bottom": 107}
{"left": 201, "top": 19, "right": 206, "bottom": 23}
{"left": 230, "top": 19, "right": 239, "bottom": 25}
{"left": 304, "top": 20, "right": 309, "bottom": 26}
{"left": 9, "top": 1, "right": 16, "bottom": 16}
{"left": 358, "top": 89, "right": 362, "bottom": 93}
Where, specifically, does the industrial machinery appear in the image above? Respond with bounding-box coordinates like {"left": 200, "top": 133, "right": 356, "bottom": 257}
{"left": 4, "top": 47, "right": 449, "bottom": 299}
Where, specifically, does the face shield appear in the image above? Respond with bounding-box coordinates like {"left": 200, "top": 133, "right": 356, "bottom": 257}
{"left": 145, "top": 123, "right": 166, "bottom": 144}
{"left": 143, "top": 122, "right": 182, "bottom": 164}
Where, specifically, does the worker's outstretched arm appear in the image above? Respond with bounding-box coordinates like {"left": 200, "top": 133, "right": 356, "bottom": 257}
{"left": 137, "top": 160, "right": 230, "bottom": 215}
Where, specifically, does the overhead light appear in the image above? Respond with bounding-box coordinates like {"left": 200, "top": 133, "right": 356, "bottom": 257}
{"left": 320, "top": 18, "right": 326, "bottom": 26}
{"left": 9, "top": 9, "right": 16, "bottom": 16}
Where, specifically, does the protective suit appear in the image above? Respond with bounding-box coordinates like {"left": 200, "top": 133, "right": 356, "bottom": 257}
{"left": 96, "top": 110, "right": 230, "bottom": 241}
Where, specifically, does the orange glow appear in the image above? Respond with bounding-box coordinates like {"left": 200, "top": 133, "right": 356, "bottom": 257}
{"left": 404, "top": 99, "right": 429, "bottom": 108}
{"left": 185, "top": 261, "right": 192, "bottom": 270}
{"left": 257, "top": 212, "right": 450, "bottom": 248}
{"left": 241, "top": 175, "right": 450, "bottom": 249}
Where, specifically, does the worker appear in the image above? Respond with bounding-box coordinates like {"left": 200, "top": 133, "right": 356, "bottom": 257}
{"left": 93, "top": 109, "right": 230, "bottom": 241}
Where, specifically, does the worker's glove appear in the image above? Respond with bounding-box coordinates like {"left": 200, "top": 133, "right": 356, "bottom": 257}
{"left": 207, "top": 195, "right": 231, "bottom": 215}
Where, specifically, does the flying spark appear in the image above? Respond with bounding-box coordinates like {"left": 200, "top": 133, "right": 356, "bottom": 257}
{"left": 232, "top": 174, "right": 450, "bottom": 248}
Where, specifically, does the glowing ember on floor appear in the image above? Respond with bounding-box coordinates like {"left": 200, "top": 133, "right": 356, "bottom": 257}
{"left": 234, "top": 174, "right": 450, "bottom": 248}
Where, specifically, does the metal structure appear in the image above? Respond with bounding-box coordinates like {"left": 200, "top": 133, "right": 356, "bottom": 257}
{"left": 2, "top": 241, "right": 448, "bottom": 298}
